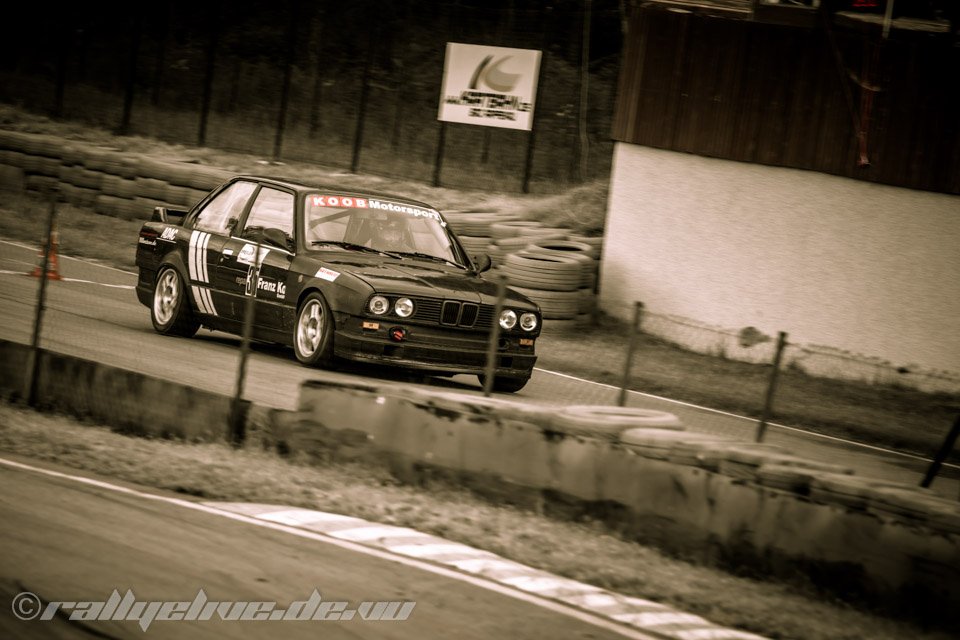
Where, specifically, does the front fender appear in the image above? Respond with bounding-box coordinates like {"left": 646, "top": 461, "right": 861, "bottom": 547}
{"left": 295, "top": 270, "right": 372, "bottom": 317}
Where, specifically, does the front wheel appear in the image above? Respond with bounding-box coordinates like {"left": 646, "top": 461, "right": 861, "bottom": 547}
{"left": 151, "top": 267, "right": 199, "bottom": 337}
{"left": 477, "top": 374, "right": 530, "bottom": 393}
{"left": 294, "top": 292, "right": 335, "bottom": 367}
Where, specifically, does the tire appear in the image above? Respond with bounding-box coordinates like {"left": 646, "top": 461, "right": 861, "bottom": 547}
{"left": 477, "top": 374, "right": 530, "bottom": 393}
{"left": 151, "top": 267, "right": 200, "bottom": 337}
{"left": 294, "top": 292, "right": 336, "bottom": 367}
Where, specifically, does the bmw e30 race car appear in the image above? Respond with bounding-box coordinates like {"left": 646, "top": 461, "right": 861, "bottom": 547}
{"left": 134, "top": 175, "right": 541, "bottom": 392}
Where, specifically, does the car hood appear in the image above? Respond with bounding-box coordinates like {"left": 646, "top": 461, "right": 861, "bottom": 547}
{"left": 330, "top": 260, "right": 533, "bottom": 307}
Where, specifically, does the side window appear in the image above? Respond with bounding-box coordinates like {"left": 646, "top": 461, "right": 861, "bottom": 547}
{"left": 242, "top": 187, "right": 295, "bottom": 247}
{"left": 194, "top": 181, "right": 256, "bottom": 235}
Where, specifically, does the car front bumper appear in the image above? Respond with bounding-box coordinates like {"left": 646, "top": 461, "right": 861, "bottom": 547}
{"left": 333, "top": 315, "right": 537, "bottom": 378}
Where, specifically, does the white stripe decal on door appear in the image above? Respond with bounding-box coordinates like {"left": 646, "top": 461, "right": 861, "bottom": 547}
{"left": 192, "top": 286, "right": 210, "bottom": 315}
{"left": 187, "top": 232, "right": 197, "bottom": 281}
{"left": 202, "top": 286, "right": 217, "bottom": 316}
{"left": 187, "top": 232, "right": 217, "bottom": 315}
{"left": 189, "top": 231, "right": 211, "bottom": 284}
{"left": 199, "top": 232, "right": 210, "bottom": 283}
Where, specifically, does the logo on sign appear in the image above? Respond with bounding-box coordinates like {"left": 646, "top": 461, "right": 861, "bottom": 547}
{"left": 439, "top": 43, "right": 540, "bottom": 132}
{"left": 469, "top": 55, "right": 521, "bottom": 93}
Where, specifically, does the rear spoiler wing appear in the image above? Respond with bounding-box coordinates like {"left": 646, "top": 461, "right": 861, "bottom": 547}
{"left": 152, "top": 206, "right": 188, "bottom": 224}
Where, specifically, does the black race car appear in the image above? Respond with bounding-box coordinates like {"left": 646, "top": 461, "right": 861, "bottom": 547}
{"left": 135, "top": 175, "right": 541, "bottom": 392}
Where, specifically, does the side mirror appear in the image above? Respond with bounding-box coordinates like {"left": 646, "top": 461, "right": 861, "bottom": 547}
{"left": 225, "top": 217, "right": 239, "bottom": 235}
{"left": 473, "top": 254, "right": 492, "bottom": 274}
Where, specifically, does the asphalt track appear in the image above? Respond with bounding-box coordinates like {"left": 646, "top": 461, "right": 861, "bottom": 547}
{"left": 0, "top": 455, "right": 653, "bottom": 640}
{"left": 0, "top": 239, "right": 956, "bottom": 498}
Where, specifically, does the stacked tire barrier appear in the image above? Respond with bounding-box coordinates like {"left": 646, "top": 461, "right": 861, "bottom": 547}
{"left": 0, "top": 130, "right": 231, "bottom": 220}
{"left": 442, "top": 210, "right": 520, "bottom": 261}
{"left": 443, "top": 211, "right": 604, "bottom": 331}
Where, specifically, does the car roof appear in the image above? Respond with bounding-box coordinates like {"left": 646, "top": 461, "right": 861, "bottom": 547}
{"left": 234, "top": 175, "right": 440, "bottom": 211}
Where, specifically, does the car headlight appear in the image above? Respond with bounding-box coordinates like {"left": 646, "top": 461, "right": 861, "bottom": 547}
{"left": 395, "top": 297, "right": 414, "bottom": 318}
{"left": 519, "top": 312, "right": 538, "bottom": 331}
{"left": 368, "top": 295, "right": 390, "bottom": 315}
{"left": 499, "top": 309, "right": 517, "bottom": 330}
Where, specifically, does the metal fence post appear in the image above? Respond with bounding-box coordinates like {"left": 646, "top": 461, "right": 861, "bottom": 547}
{"left": 482, "top": 275, "right": 508, "bottom": 397}
{"left": 23, "top": 192, "right": 58, "bottom": 407}
{"left": 272, "top": 0, "right": 300, "bottom": 161}
{"left": 350, "top": 18, "right": 376, "bottom": 174}
{"left": 118, "top": 4, "right": 142, "bottom": 136}
{"left": 617, "top": 301, "right": 643, "bottom": 407}
{"left": 920, "top": 414, "right": 960, "bottom": 493}
{"left": 756, "top": 331, "right": 788, "bottom": 443}
{"left": 433, "top": 121, "right": 447, "bottom": 188}
{"left": 229, "top": 239, "right": 262, "bottom": 446}
{"left": 197, "top": 0, "right": 220, "bottom": 147}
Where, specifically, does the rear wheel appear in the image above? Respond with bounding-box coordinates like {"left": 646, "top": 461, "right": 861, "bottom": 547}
{"left": 294, "top": 292, "right": 335, "bottom": 367}
{"left": 477, "top": 374, "right": 530, "bottom": 393}
{"left": 151, "top": 267, "right": 199, "bottom": 337}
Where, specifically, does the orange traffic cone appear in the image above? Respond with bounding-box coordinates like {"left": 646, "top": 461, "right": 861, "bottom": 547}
{"left": 31, "top": 224, "right": 62, "bottom": 281}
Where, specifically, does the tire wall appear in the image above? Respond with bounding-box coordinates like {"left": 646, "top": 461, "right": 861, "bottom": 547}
{"left": 0, "top": 130, "right": 231, "bottom": 219}
{"left": 443, "top": 210, "right": 603, "bottom": 331}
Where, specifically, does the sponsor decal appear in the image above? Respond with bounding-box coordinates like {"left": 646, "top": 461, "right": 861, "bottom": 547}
{"left": 237, "top": 243, "right": 270, "bottom": 267}
{"left": 362, "top": 321, "right": 380, "bottom": 330}
{"left": 245, "top": 268, "right": 255, "bottom": 296}
{"left": 138, "top": 237, "right": 157, "bottom": 246}
{"left": 258, "top": 276, "right": 286, "bottom": 300}
{"left": 188, "top": 231, "right": 217, "bottom": 316}
{"left": 160, "top": 227, "right": 178, "bottom": 242}
{"left": 310, "top": 195, "right": 440, "bottom": 221}
{"left": 244, "top": 268, "right": 286, "bottom": 300}
{"left": 315, "top": 267, "right": 340, "bottom": 282}
{"left": 311, "top": 195, "right": 368, "bottom": 208}
{"left": 368, "top": 199, "right": 442, "bottom": 221}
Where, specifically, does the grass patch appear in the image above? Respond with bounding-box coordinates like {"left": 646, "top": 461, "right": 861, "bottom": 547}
{"left": 536, "top": 316, "right": 960, "bottom": 460}
{"left": 0, "top": 401, "right": 954, "bottom": 640}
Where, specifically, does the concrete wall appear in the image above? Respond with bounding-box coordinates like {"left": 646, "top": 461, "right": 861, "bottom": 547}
{"left": 2, "top": 339, "right": 958, "bottom": 617}
{"left": 600, "top": 143, "right": 960, "bottom": 390}
{"left": 293, "top": 378, "right": 960, "bottom": 619}
{"left": 0, "top": 340, "right": 232, "bottom": 442}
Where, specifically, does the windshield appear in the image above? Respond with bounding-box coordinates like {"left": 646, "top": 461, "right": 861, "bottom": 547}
{"left": 304, "top": 194, "right": 466, "bottom": 266}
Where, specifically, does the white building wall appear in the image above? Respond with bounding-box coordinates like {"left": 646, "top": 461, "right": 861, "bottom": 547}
{"left": 599, "top": 143, "right": 960, "bottom": 388}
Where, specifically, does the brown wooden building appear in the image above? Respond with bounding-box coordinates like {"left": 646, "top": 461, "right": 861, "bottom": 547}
{"left": 612, "top": 0, "right": 960, "bottom": 194}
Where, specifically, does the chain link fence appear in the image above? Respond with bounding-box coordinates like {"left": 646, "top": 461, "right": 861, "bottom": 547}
{"left": 533, "top": 302, "right": 960, "bottom": 492}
